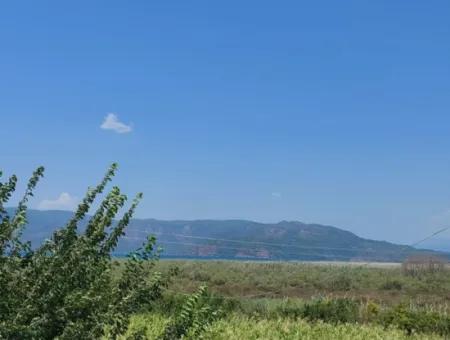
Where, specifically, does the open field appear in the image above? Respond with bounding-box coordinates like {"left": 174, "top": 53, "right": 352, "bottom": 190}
{"left": 111, "top": 259, "right": 450, "bottom": 339}
{"left": 148, "top": 260, "right": 450, "bottom": 306}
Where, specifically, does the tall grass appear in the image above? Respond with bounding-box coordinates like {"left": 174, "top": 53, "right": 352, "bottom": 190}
{"left": 124, "top": 313, "right": 444, "bottom": 340}
{"left": 113, "top": 260, "right": 450, "bottom": 338}
{"left": 140, "top": 260, "right": 450, "bottom": 306}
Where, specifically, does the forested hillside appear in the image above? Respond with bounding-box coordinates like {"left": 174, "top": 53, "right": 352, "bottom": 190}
{"left": 16, "top": 209, "right": 447, "bottom": 262}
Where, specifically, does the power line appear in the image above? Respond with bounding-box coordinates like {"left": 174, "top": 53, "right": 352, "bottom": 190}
{"left": 155, "top": 240, "right": 357, "bottom": 260}
{"left": 410, "top": 226, "right": 450, "bottom": 248}
{"left": 126, "top": 229, "right": 382, "bottom": 253}
{"left": 122, "top": 225, "right": 450, "bottom": 263}
{"left": 122, "top": 236, "right": 383, "bottom": 260}
{"left": 357, "top": 226, "right": 450, "bottom": 267}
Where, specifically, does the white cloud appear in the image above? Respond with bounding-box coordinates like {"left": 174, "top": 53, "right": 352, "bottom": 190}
{"left": 38, "top": 193, "right": 78, "bottom": 211}
{"left": 100, "top": 113, "right": 132, "bottom": 134}
{"left": 271, "top": 192, "right": 282, "bottom": 199}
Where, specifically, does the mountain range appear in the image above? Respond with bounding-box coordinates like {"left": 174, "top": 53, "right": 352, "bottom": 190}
{"left": 10, "top": 209, "right": 449, "bottom": 262}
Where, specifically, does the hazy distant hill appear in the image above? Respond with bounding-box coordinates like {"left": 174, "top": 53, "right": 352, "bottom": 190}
{"left": 10, "top": 209, "right": 448, "bottom": 262}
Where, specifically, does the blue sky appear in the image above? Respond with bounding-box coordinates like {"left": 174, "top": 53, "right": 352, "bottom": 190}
{"left": 1, "top": 1, "right": 450, "bottom": 245}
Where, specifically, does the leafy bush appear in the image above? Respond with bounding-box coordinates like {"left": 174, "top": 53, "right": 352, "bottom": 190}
{"left": 380, "top": 279, "right": 403, "bottom": 290}
{"left": 301, "top": 297, "right": 359, "bottom": 324}
{"left": 274, "top": 299, "right": 304, "bottom": 319}
{"left": 162, "top": 286, "right": 220, "bottom": 339}
{"left": 365, "top": 301, "right": 381, "bottom": 320}
{"left": 0, "top": 165, "right": 217, "bottom": 339}
{"left": 380, "top": 304, "right": 450, "bottom": 336}
{"left": 327, "top": 272, "right": 353, "bottom": 291}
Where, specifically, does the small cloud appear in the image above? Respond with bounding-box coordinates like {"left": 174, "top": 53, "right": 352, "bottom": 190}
{"left": 100, "top": 113, "right": 132, "bottom": 134}
{"left": 38, "top": 193, "right": 78, "bottom": 211}
{"left": 271, "top": 192, "right": 282, "bottom": 199}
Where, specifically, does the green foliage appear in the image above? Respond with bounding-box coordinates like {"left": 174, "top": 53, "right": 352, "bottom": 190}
{"left": 162, "top": 286, "right": 220, "bottom": 339}
{"left": 127, "top": 313, "right": 443, "bottom": 340}
{"left": 149, "top": 260, "right": 450, "bottom": 305}
{"left": 327, "top": 271, "right": 353, "bottom": 291}
{"left": 380, "top": 304, "right": 450, "bottom": 336}
{"left": 365, "top": 301, "right": 381, "bottom": 320}
{"left": 0, "top": 165, "right": 217, "bottom": 339}
{"left": 301, "top": 297, "right": 359, "bottom": 324}
{"left": 380, "top": 279, "right": 403, "bottom": 290}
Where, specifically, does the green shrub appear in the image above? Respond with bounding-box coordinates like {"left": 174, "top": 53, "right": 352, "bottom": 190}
{"left": 328, "top": 272, "right": 353, "bottom": 291}
{"left": 365, "top": 301, "right": 381, "bottom": 320}
{"left": 274, "top": 299, "right": 304, "bottom": 319}
{"left": 0, "top": 165, "right": 167, "bottom": 339}
{"left": 301, "top": 297, "right": 359, "bottom": 324}
{"left": 192, "top": 271, "right": 211, "bottom": 282}
{"left": 0, "top": 165, "right": 217, "bottom": 339}
{"left": 162, "top": 286, "right": 220, "bottom": 339}
{"left": 380, "top": 304, "right": 450, "bottom": 336}
{"left": 380, "top": 279, "right": 403, "bottom": 290}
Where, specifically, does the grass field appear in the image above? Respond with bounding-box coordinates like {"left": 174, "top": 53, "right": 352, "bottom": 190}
{"left": 113, "top": 259, "right": 450, "bottom": 338}
{"left": 152, "top": 260, "right": 450, "bottom": 306}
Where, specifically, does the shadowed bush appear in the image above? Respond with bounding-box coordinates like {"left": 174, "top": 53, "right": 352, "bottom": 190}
{"left": 380, "top": 304, "right": 450, "bottom": 336}
{"left": 301, "top": 297, "right": 359, "bottom": 324}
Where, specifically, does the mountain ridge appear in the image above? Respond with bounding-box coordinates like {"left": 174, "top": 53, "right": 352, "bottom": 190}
{"left": 8, "top": 209, "right": 449, "bottom": 262}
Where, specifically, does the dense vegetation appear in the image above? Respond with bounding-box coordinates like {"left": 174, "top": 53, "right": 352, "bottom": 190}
{"left": 150, "top": 260, "right": 450, "bottom": 305}
{"left": 118, "top": 260, "right": 450, "bottom": 338}
{"left": 0, "top": 165, "right": 216, "bottom": 339}
{"left": 124, "top": 313, "right": 445, "bottom": 340}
